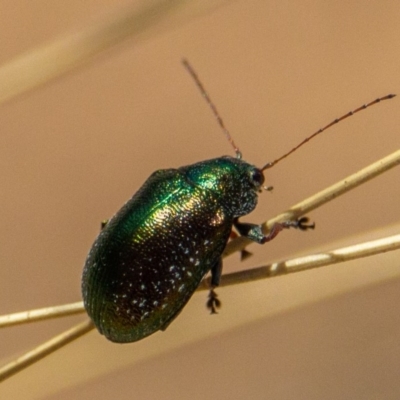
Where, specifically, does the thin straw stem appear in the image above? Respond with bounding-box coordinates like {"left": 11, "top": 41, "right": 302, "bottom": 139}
{"left": 0, "top": 302, "right": 84, "bottom": 328}
{"left": 201, "top": 234, "right": 400, "bottom": 290}
{"left": 0, "top": 319, "right": 94, "bottom": 382}
{"left": 0, "top": 0, "right": 227, "bottom": 105}
{"left": 2, "top": 231, "right": 400, "bottom": 327}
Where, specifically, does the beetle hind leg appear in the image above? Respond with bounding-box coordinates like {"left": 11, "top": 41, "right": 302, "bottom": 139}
{"left": 206, "top": 258, "right": 222, "bottom": 314}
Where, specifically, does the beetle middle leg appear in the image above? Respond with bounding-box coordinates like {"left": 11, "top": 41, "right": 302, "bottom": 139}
{"left": 206, "top": 258, "right": 222, "bottom": 314}
{"left": 234, "top": 217, "right": 315, "bottom": 244}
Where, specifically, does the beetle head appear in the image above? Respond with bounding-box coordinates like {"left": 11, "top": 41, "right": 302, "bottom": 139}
{"left": 180, "top": 156, "right": 264, "bottom": 218}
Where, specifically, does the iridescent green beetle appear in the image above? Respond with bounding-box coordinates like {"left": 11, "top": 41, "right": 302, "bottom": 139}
{"left": 81, "top": 60, "right": 394, "bottom": 343}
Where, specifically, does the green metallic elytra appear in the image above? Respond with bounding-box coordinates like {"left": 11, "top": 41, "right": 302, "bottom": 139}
{"left": 82, "top": 156, "right": 266, "bottom": 343}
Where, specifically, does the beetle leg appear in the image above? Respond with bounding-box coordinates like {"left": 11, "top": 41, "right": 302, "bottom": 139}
{"left": 206, "top": 259, "right": 222, "bottom": 314}
{"left": 294, "top": 217, "right": 316, "bottom": 231}
{"left": 234, "top": 217, "right": 315, "bottom": 244}
{"left": 210, "top": 258, "right": 222, "bottom": 287}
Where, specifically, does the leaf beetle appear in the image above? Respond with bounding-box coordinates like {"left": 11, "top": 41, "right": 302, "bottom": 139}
{"left": 81, "top": 60, "right": 395, "bottom": 343}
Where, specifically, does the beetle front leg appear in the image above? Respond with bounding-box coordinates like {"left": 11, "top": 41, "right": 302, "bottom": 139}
{"left": 234, "top": 217, "right": 315, "bottom": 244}
{"left": 206, "top": 258, "right": 222, "bottom": 314}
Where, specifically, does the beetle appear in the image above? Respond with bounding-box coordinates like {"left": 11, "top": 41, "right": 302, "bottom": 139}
{"left": 81, "top": 59, "right": 395, "bottom": 343}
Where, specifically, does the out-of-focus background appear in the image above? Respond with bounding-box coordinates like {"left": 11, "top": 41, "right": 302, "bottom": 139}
{"left": 1, "top": 1, "right": 400, "bottom": 398}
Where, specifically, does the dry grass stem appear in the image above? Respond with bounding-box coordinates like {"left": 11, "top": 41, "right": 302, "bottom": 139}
{"left": 3, "top": 230, "right": 400, "bottom": 327}
{"left": 0, "top": 0, "right": 223, "bottom": 105}
{"left": 0, "top": 302, "right": 84, "bottom": 328}
{"left": 201, "top": 233, "right": 400, "bottom": 289}
{"left": 0, "top": 319, "right": 94, "bottom": 382}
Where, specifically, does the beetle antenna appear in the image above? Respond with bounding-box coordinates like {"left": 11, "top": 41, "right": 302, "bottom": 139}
{"left": 261, "top": 94, "right": 396, "bottom": 171}
{"left": 182, "top": 59, "right": 242, "bottom": 159}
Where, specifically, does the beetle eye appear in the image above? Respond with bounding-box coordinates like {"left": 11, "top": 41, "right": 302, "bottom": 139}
{"left": 250, "top": 169, "right": 264, "bottom": 186}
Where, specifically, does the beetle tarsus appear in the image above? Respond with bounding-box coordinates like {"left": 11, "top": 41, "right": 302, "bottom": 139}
{"left": 297, "top": 217, "right": 315, "bottom": 230}
{"left": 284, "top": 217, "right": 315, "bottom": 231}
{"left": 207, "top": 289, "right": 221, "bottom": 314}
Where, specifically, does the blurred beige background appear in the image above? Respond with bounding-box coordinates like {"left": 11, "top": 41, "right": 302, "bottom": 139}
{"left": 1, "top": 0, "right": 400, "bottom": 398}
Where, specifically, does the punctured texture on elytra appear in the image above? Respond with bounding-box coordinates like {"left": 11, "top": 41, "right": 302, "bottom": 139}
{"left": 82, "top": 156, "right": 264, "bottom": 343}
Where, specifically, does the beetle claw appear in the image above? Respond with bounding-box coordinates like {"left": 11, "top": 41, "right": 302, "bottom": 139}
{"left": 281, "top": 217, "right": 315, "bottom": 231}
{"left": 294, "top": 217, "right": 315, "bottom": 231}
{"left": 207, "top": 289, "right": 221, "bottom": 314}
